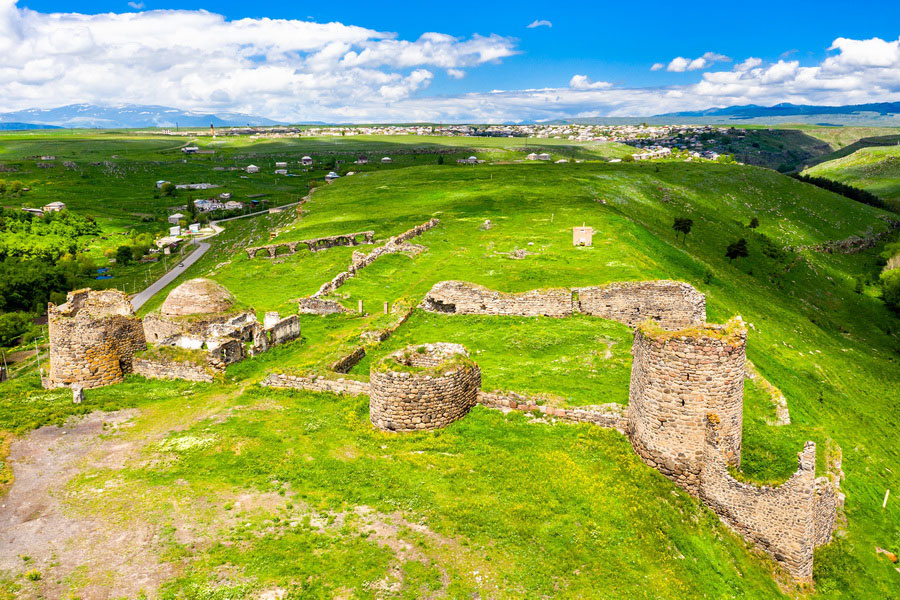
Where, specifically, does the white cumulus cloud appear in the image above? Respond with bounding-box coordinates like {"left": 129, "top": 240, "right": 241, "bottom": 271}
{"left": 662, "top": 51, "right": 732, "bottom": 72}
{"left": 569, "top": 75, "right": 612, "bottom": 90}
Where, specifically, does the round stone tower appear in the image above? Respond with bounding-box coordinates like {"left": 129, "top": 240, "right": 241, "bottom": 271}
{"left": 626, "top": 317, "right": 746, "bottom": 493}
{"left": 46, "top": 289, "right": 146, "bottom": 389}
{"left": 370, "top": 343, "right": 481, "bottom": 432}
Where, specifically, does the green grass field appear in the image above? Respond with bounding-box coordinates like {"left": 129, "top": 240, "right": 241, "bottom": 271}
{"left": 2, "top": 137, "right": 900, "bottom": 598}
{"left": 803, "top": 145, "right": 900, "bottom": 209}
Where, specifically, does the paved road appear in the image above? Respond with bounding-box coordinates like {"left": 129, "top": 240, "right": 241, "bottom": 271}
{"left": 129, "top": 200, "right": 301, "bottom": 311}
{"left": 130, "top": 240, "right": 211, "bottom": 310}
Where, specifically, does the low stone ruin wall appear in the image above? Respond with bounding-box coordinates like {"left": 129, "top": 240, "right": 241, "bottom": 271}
{"left": 267, "top": 314, "right": 302, "bottom": 345}
{"left": 478, "top": 391, "right": 627, "bottom": 431}
{"left": 369, "top": 343, "right": 480, "bottom": 432}
{"left": 313, "top": 218, "right": 439, "bottom": 297}
{"left": 421, "top": 280, "right": 706, "bottom": 329}
{"left": 422, "top": 281, "right": 573, "bottom": 317}
{"left": 331, "top": 346, "right": 366, "bottom": 374}
{"left": 298, "top": 297, "right": 350, "bottom": 315}
{"left": 246, "top": 230, "right": 375, "bottom": 259}
{"left": 575, "top": 281, "right": 706, "bottom": 328}
{"left": 698, "top": 419, "right": 831, "bottom": 582}
{"left": 133, "top": 357, "right": 214, "bottom": 383}
{"left": 261, "top": 372, "right": 371, "bottom": 396}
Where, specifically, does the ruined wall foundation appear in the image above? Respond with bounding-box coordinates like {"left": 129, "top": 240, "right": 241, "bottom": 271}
{"left": 421, "top": 280, "right": 706, "bottom": 329}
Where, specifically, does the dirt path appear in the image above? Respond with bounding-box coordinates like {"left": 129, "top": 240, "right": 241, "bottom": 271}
{"left": 0, "top": 410, "right": 175, "bottom": 599}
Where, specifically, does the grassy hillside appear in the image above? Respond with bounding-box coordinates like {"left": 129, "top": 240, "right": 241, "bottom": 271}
{"left": 803, "top": 145, "right": 900, "bottom": 210}
{"left": 2, "top": 159, "right": 899, "bottom": 598}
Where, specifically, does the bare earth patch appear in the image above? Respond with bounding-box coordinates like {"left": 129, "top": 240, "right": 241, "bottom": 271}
{"left": 0, "top": 410, "right": 177, "bottom": 599}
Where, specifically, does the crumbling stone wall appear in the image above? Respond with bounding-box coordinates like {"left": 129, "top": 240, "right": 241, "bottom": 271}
{"left": 246, "top": 230, "right": 375, "bottom": 259}
{"left": 575, "top": 281, "right": 705, "bottom": 329}
{"left": 421, "top": 281, "right": 573, "bottom": 317}
{"left": 699, "top": 417, "right": 823, "bottom": 582}
{"left": 313, "top": 218, "right": 439, "bottom": 297}
{"left": 261, "top": 372, "right": 371, "bottom": 396}
{"left": 133, "top": 357, "right": 214, "bottom": 383}
{"left": 421, "top": 280, "right": 706, "bottom": 329}
{"left": 46, "top": 289, "right": 146, "bottom": 389}
{"left": 369, "top": 343, "right": 480, "bottom": 432}
{"left": 478, "top": 391, "right": 627, "bottom": 431}
{"left": 266, "top": 314, "right": 302, "bottom": 345}
{"left": 298, "top": 297, "right": 350, "bottom": 315}
{"left": 627, "top": 320, "right": 746, "bottom": 493}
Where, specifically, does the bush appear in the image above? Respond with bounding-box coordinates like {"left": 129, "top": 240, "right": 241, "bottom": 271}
{"left": 881, "top": 268, "right": 900, "bottom": 312}
{"left": 0, "top": 312, "right": 33, "bottom": 347}
{"left": 115, "top": 245, "right": 133, "bottom": 265}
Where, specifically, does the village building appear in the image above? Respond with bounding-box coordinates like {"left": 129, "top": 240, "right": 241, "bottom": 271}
{"left": 167, "top": 212, "right": 185, "bottom": 225}
{"left": 274, "top": 168, "right": 288, "bottom": 175}
{"left": 219, "top": 192, "right": 232, "bottom": 200}
{"left": 355, "top": 155, "right": 368, "bottom": 165}
{"left": 42, "top": 201, "right": 66, "bottom": 212}
{"left": 573, "top": 225, "right": 594, "bottom": 246}
{"left": 325, "top": 171, "right": 340, "bottom": 182}
{"left": 224, "top": 200, "right": 244, "bottom": 210}
{"left": 275, "top": 161, "right": 287, "bottom": 168}
{"left": 181, "top": 146, "right": 199, "bottom": 154}
{"left": 526, "top": 153, "right": 538, "bottom": 160}
{"left": 156, "top": 180, "right": 170, "bottom": 188}
{"left": 301, "top": 156, "right": 313, "bottom": 166}
{"left": 168, "top": 225, "right": 181, "bottom": 236}
{"left": 245, "top": 164, "right": 260, "bottom": 173}
{"left": 536, "top": 153, "right": 551, "bottom": 161}
{"left": 381, "top": 157, "right": 392, "bottom": 164}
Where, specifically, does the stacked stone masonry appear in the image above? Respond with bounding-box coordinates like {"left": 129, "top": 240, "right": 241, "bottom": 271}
{"left": 45, "top": 289, "right": 146, "bottom": 389}
{"left": 421, "top": 280, "right": 706, "bottom": 329}
{"left": 246, "top": 230, "right": 374, "bottom": 259}
{"left": 313, "top": 218, "right": 439, "bottom": 297}
{"left": 699, "top": 420, "right": 838, "bottom": 582}
{"left": 369, "top": 343, "right": 480, "bottom": 432}
{"left": 627, "top": 321, "right": 746, "bottom": 493}
{"left": 261, "top": 372, "right": 371, "bottom": 396}
{"left": 133, "top": 357, "right": 214, "bottom": 383}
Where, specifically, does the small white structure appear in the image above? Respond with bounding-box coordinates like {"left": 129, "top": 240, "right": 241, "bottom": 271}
{"left": 188, "top": 223, "right": 201, "bottom": 233}
{"left": 168, "top": 212, "right": 185, "bottom": 225}
{"left": 245, "top": 164, "right": 260, "bottom": 174}
{"left": 22, "top": 207, "right": 43, "bottom": 217}
{"left": 43, "top": 201, "right": 66, "bottom": 212}
{"left": 355, "top": 155, "right": 368, "bottom": 165}
{"left": 224, "top": 201, "right": 244, "bottom": 210}
{"left": 573, "top": 225, "right": 594, "bottom": 247}
{"left": 219, "top": 192, "right": 232, "bottom": 200}
{"left": 168, "top": 225, "right": 182, "bottom": 236}
{"left": 381, "top": 157, "right": 392, "bottom": 164}
{"left": 275, "top": 161, "right": 287, "bottom": 168}
{"left": 325, "top": 171, "right": 340, "bottom": 182}
{"left": 301, "top": 156, "right": 313, "bottom": 166}
{"left": 181, "top": 146, "right": 199, "bottom": 154}
{"left": 156, "top": 180, "right": 170, "bottom": 188}
{"left": 274, "top": 168, "right": 288, "bottom": 175}
{"left": 608, "top": 158, "right": 622, "bottom": 163}
{"left": 555, "top": 159, "right": 568, "bottom": 163}
{"left": 156, "top": 235, "right": 181, "bottom": 250}
{"left": 536, "top": 153, "right": 551, "bottom": 161}
{"left": 526, "top": 153, "right": 538, "bottom": 160}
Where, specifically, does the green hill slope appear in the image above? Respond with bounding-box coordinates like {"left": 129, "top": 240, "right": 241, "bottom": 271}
{"left": 803, "top": 145, "right": 900, "bottom": 210}
{"left": 3, "top": 161, "right": 899, "bottom": 598}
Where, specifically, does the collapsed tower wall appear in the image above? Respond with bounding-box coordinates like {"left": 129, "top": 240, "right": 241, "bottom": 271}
{"left": 46, "top": 289, "right": 146, "bottom": 389}
{"left": 626, "top": 320, "right": 746, "bottom": 493}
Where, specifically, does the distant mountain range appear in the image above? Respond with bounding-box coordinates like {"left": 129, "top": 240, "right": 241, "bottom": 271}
{"left": 0, "top": 104, "right": 278, "bottom": 129}
{"left": 657, "top": 102, "right": 900, "bottom": 119}
{"left": 0, "top": 122, "right": 62, "bottom": 130}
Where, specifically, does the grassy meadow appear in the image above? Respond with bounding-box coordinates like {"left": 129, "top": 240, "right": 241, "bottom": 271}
{"left": 803, "top": 145, "right": 900, "bottom": 210}
{"left": 1, "top": 135, "right": 899, "bottom": 598}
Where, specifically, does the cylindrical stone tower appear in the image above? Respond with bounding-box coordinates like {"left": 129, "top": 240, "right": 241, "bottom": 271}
{"left": 370, "top": 343, "right": 481, "bottom": 432}
{"left": 626, "top": 317, "right": 746, "bottom": 493}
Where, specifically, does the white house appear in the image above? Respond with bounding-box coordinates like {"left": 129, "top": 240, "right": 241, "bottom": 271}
{"left": 555, "top": 159, "right": 568, "bottom": 164}
{"left": 301, "top": 156, "right": 313, "bottom": 166}
{"left": 381, "top": 157, "right": 392, "bottom": 164}
{"left": 536, "top": 153, "right": 551, "bottom": 161}
{"left": 355, "top": 155, "right": 368, "bottom": 165}
{"left": 275, "top": 161, "right": 287, "bottom": 168}
{"left": 168, "top": 225, "right": 182, "bottom": 236}
{"left": 188, "top": 223, "right": 201, "bottom": 233}
{"left": 42, "top": 201, "right": 66, "bottom": 212}
{"left": 526, "top": 153, "right": 538, "bottom": 160}
{"left": 219, "top": 192, "right": 232, "bottom": 200}
{"left": 245, "top": 164, "right": 260, "bottom": 174}
{"left": 325, "top": 171, "right": 340, "bottom": 182}
{"left": 274, "top": 169, "right": 288, "bottom": 175}
{"left": 167, "top": 212, "right": 185, "bottom": 225}
{"left": 181, "top": 146, "right": 199, "bottom": 154}
{"left": 224, "top": 201, "right": 244, "bottom": 210}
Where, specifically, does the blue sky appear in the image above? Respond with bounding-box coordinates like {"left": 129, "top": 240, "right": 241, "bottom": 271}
{"left": 3, "top": 0, "right": 900, "bottom": 121}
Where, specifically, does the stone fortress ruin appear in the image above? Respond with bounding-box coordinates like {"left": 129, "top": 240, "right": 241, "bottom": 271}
{"left": 46, "top": 279, "right": 301, "bottom": 386}
{"left": 45, "top": 289, "right": 146, "bottom": 389}
{"left": 369, "top": 343, "right": 481, "bottom": 432}
{"left": 268, "top": 277, "right": 840, "bottom": 582}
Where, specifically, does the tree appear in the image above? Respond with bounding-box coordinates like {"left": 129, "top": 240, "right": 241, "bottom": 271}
{"left": 748, "top": 217, "right": 759, "bottom": 229}
{"left": 160, "top": 182, "right": 176, "bottom": 197}
{"left": 115, "top": 245, "right": 133, "bottom": 266}
{"left": 437, "top": 154, "right": 444, "bottom": 165}
{"left": 725, "top": 238, "right": 749, "bottom": 262}
{"left": 881, "top": 269, "right": 900, "bottom": 312}
{"left": 672, "top": 217, "right": 693, "bottom": 243}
